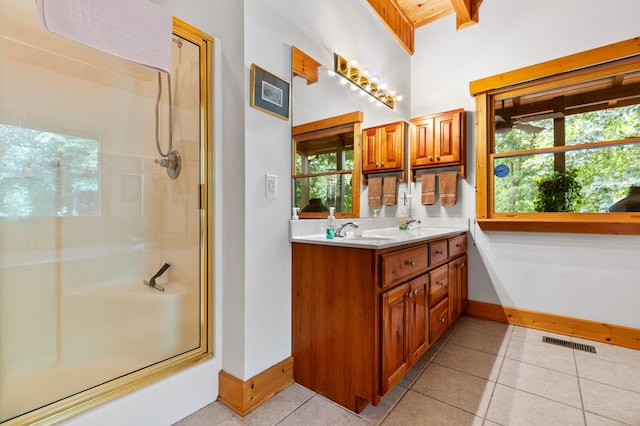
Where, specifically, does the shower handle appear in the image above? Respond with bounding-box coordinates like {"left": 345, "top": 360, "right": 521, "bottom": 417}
{"left": 154, "top": 150, "right": 181, "bottom": 180}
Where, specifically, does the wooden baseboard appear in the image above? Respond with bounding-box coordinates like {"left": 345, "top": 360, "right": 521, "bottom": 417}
{"left": 465, "top": 300, "right": 640, "bottom": 351}
{"left": 217, "top": 357, "right": 294, "bottom": 417}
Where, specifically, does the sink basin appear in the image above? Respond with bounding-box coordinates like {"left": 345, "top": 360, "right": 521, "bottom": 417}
{"left": 338, "top": 236, "right": 396, "bottom": 242}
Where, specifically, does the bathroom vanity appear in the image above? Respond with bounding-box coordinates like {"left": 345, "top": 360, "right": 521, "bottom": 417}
{"left": 291, "top": 228, "right": 467, "bottom": 413}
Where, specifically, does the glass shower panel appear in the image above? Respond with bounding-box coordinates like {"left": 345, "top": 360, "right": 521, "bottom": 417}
{"left": 0, "top": 2, "right": 204, "bottom": 422}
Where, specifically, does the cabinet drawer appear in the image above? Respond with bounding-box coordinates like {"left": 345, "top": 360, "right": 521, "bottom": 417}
{"left": 429, "top": 240, "right": 448, "bottom": 266}
{"left": 448, "top": 234, "right": 467, "bottom": 259}
{"left": 429, "top": 297, "right": 449, "bottom": 344}
{"left": 381, "top": 245, "right": 429, "bottom": 288}
{"left": 428, "top": 264, "right": 448, "bottom": 307}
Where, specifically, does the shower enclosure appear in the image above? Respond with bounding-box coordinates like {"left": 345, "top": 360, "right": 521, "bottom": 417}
{"left": 0, "top": 2, "right": 213, "bottom": 424}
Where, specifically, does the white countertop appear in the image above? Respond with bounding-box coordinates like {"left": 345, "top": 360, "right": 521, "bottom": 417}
{"left": 290, "top": 226, "right": 466, "bottom": 249}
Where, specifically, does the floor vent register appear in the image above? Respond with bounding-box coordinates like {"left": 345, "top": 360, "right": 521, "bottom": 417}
{"left": 542, "top": 336, "right": 597, "bottom": 353}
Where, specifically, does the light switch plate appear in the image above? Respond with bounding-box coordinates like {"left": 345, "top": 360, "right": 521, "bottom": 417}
{"left": 266, "top": 174, "right": 277, "bottom": 198}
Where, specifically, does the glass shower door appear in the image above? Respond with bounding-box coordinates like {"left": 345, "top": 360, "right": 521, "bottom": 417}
{"left": 0, "top": 2, "right": 213, "bottom": 424}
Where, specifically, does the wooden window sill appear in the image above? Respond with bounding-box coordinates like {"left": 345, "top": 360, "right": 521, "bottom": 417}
{"left": 476, "top": 214, "right": 640, "bottom": 235}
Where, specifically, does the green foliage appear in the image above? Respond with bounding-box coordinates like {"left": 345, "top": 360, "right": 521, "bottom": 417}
{"left": 494, "top": 104, "right": 640, "bottom": 214}
{"left": 534, "top": 170, "right": 582, "bottom": 212}
{"left": 0, "top": 124, "right": 99, "bottom": 216}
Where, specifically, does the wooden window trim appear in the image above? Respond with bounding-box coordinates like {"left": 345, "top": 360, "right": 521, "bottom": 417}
{"left": 471, "top": 37, "right": 640, "bottom": 235}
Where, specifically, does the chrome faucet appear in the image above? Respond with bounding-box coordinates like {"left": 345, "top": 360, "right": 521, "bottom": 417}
{"left": 335, "top": 222, "right": 359, "bottom": 237}
{"left": 406, "top": 219, "right": 421, "bottom": 229}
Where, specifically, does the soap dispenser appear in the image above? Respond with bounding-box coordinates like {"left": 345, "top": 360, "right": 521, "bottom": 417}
{"left": 326, "top": 207, "right": 336, "bottom": 239}
{"left": 399, "top": 209, "right": 407, "bottom": 230}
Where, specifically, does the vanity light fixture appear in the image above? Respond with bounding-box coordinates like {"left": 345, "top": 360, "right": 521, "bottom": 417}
{"left": 334, "top": 53, "right": 399, "bottom": 109}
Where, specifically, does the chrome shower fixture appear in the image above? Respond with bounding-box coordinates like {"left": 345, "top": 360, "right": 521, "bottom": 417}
{"left": 155, "top": 150, "right": 181, "bottom": 179}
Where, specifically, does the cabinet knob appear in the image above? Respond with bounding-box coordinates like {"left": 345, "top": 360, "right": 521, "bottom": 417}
{"left": 375, "top": 162, "right": 379, "bottom": 167}
{"left": 406, "top": 260, "right": 415, "bottom": 266}
{"left": 427, "top": 156, "right": 433, "bottom": 161}
{"left": 439, "top": 281, "right": 446, "bottom": 287}
{"left": 380, "top": 162, "right": 384, "bottom": 167}
{"left": 435, "top": 155, "right": 440, "bottom": 161}
{"left": 439, "top": 317, "right": 446, "bottom": 323}
{"left": 435, "top": 249, "right": 443, "bottom": 255}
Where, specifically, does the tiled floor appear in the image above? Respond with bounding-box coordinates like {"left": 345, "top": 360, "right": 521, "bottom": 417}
{"left": 175, "top": 316, "right": 640, "bottom": 425}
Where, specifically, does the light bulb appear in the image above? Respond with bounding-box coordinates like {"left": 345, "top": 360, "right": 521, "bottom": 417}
{"left": 347, "top": 59, "right": 358, "bottom": 68}
{"left": 395, "top": 95, "right": 404, "bottom": 102}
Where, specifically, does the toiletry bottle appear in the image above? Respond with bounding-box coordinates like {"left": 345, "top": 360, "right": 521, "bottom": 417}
{"left": 292, "top": 207, "right": 299, "bottom": 220}
{"left": 399, "top": 210, "right": 407, "bottom": 230}
{"left": 326, "top": 207, "right": 336, "bottom": 239}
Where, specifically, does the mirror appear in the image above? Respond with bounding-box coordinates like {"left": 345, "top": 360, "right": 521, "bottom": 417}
{"left": 292, "top": 63, "right": 409, "bottom": 218}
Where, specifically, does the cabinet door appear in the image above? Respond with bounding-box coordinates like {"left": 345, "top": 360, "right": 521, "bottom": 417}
{"left": 448, "top": 254, "right": 468, "bottom": 322}
{"left": 379, "top": 122, "right": 404, "bottom": 170}
{"left": 362, "top": 127, "right": 380, "bottom": 171}
{"left": 380, "top": 283, "right": 409, "bottom": 395}
{"left": 429, "top": 297, "right": 449, "bottom": 344}
{"left": 410, "top": 116, "right": 435, "bottom": 167}
{"left": 407, "top": 274, "right": 429, "bottom": 364}
{"left": 434, "top": 111, "right": 461, "bottom": 164}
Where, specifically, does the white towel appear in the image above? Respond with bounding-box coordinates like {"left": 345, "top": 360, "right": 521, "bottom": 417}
{"left": 36, "top": 0, "right": 172, "bottom": 72}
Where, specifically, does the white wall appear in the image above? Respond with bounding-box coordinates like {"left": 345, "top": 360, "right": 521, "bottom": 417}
{"left": 411, "top": 0, "right": 640, "bottom": 328}
{"left": 241, "top": 0, "right": 411, "bottom": 378}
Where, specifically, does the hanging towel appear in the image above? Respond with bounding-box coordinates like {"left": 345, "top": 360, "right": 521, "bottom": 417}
{"left": 439, "top": 171, "right": 458, "bottom": 206}
{"left": 421, "top": 173, "right": 436, "bottom": 205}
{"left": 368, "top": 177, "right": 383, "bottom": 207}
{"left": 36, "top": 0, "right": 172, "bottom": 72}
{"left": 382, "top": 176, "right": 398, "bottom": 206}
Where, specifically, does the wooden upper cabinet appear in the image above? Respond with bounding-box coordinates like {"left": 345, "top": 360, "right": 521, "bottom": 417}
{"left": 410, "top": 108, "right": 465, "bottom": 171}
{"left": 362, "top": 121, "right": 405, "bottom": 172}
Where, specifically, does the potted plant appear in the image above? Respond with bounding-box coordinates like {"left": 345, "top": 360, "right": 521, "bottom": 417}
{"left": 534, "top": 169, "right": 582, "bottom": 212}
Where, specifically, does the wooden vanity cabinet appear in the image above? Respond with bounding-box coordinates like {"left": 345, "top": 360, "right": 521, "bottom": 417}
{"left": 362, "top": 121, "right": 405, "bottom": 172}
{"left": 292, "top": 232, "right": 467, "bottom": 413}
{"left": 410, "top": 108, "right": 465, "bottom": 169}
{"left": 380, "top": 272, "right": 429, "bottom": 395}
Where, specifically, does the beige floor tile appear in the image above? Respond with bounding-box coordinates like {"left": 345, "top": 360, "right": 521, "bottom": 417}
{"left": 510, "top": 326, "right": 571, "bottom": 343}
{"left": 411, "top": 363, "right": 494, "bottom": 416}
{"left": 278, "top": 395, "right": 370, "bottom": 426}
{"left": 486, "top": 384, "right": 584, "bottom": 426}
{"left": 580, "top": 378, "right": 640, "bottom": 425}
{"left": 173, "top": 402, "right": 247, "bottom": 426}
{"left": 358, "top": 382, "right": 407, "bottom": 425}
{"left": 382, "top": 389, "right": 483, "bottom": 426}
{"left": 576, "top": 352, "right": 640, "bottom": 394}
{"left": 584, "top": 412, "right": 629, "bottom": 426}
{"left": 243, "top": 383, "right": 314, "bottom": 426}
{"left": 573, "top": 338, "right": 640, "bottom": 369}
{"left": 449, "top": 327, "right": 510, "bottom": 356}
{"left": 433, "top": 342, "right": 503, "bottom": 381}
{"left": 498, "top": 358, "right": 582, "bottom": 408}
{"left": 506, "top": 334, "right": 577, "bottom": 375}
{"left": 397, "top": 339, "right": 444, "bottom": 388}
{"left": 460, "top": 316, "right": 512, "bottom": 338}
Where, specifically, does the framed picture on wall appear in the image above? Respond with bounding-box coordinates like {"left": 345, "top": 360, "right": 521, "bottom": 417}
{"left": 250, "top": 64, "right": 290, "bottom": 120}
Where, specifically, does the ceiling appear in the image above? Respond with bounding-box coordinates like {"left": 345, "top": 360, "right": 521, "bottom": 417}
{"left": 396, "top": 0, "right": 484, "bottom": 29}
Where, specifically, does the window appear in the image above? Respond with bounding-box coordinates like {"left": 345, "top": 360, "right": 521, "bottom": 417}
{"left": 0, "top": 124, "right": 100, "bottom": 217}
{"left": 292, "top": 111, "right": 362, "bottom": 218}
{"left": 471, "top": 38, "right": 640, "bottom": 234}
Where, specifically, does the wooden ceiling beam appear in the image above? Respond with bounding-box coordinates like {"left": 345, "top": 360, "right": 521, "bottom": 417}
{"left": 449, "top": 0, "right": 482, "bottom": 30}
